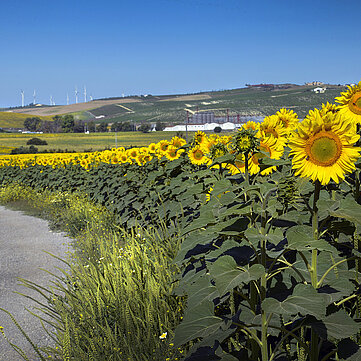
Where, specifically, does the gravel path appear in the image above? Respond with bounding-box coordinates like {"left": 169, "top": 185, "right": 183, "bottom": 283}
{"left": 0, "top": 205, "right": 71, "bottom": 360}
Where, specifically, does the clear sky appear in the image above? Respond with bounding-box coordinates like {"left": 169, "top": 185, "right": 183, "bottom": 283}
{"left": 0, "top": 0, "right": 360, "bottom": 108}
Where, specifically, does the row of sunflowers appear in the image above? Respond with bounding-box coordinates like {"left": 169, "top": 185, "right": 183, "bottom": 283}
{"left": 1, "top": 81, "right": 361, "bottom": 186}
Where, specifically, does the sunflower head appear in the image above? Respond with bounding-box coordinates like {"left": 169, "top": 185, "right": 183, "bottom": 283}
{"left": 259, "top": 114, "right": 288, "bottom": 144}
{"left": 165, "top": 146, "right": 183, "bottom": 161}
{"left": 208, "top": 141, "right": 228, "bottom": 160}
{"left": 193, "top": 131, "right": 208, "bottom": 145}
{"left": 188, "top": 145, "right": 209, "bottom": 165}
{"left": 148, "top": 143, "right": 157, "bottom": 153}
{"left": 289, "top": 109, "right": 360, "bottom": 185}
{"left": 275, "top": 108, "right": 299, "bottom": 130}
{"left": 171, "top": 136, "right": 186, "bottom": 149}
{"left": 158, "top": 140, "right": 169, "bottom": 153}
{"left": 335, "top": 81, "right": 361, "bottom": 124}
{"left": 230, "top": 128, "right": 259, "bottom": 155}
{"left": 242, "top": 120, "right": 260, "bottom": 131}
{"left": 320, "top": 102, "right": 339, "bottom": 116}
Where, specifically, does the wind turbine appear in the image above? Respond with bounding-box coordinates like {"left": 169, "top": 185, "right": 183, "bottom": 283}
{"left": 21, "top": 90, "right": 24, "bottom": 107}
{"left": 89, "top": 95, "right": 93, "bottom": 101}
{"left": 50, "top": 95, "right": 53, "bottom": 105}
{"left": 84, "top": 85, "right": 87, "bottom": 102}
{"left": 75, "top": 86, "right": 79, "bottom": 104}
{"left": 33, "top": 89, "right": 36, "bottom": 105}
{"left": 67, "top": 93, "right": 69, "bottom": 105}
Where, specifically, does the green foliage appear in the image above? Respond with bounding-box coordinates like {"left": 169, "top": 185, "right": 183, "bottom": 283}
{"left": 61, "top": 115, "right": 75, "bottom": 133}
{"left": 10, "top": 145, "right": 38, "bottom": 154}
{"left": 138, "top": 123, "right": 151, "bottom": 133}
{"left": 26, "top": 137, "right": 48, "bottom": 145}
{"left": 171, "top": 159, "right": 361, "bottom": 360}
{"left": 24, "top": 117, "right": 42, "bottom": 131}
{"left": 96, "top": 122, "right": 108, "bottom": 132}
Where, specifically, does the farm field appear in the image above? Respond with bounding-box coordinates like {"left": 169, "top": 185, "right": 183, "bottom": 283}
{"left": 0, "top": 131, "right": 180, "bottom": 153}
{"left": 0, "top": 111, "right": 53, "bottom": 128}
{"left": 0, "top": 84, "right": 347, "bottom": 128}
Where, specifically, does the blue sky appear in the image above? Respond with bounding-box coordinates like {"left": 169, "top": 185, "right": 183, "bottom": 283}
{"left": 0, "top": 0, "right": 360, "bottom": 107}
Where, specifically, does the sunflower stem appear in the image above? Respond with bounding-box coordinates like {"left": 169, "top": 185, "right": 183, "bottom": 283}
{"left": 245, "top": 152, "right": 250, "bottom": 186}
{"left": 310, "top": 180, "right": 321, "bottom": 361}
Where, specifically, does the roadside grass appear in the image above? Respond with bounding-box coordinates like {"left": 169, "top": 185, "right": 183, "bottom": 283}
{"left": 0, "top": 184, "right": 186, "bottom": 360}
{"left": 0, "top": 131, "right": 180, "bottom": 153}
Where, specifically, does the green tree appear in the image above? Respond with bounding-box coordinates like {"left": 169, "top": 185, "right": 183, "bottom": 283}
{"left": 61, "top": 115, "right": 75, "bottom": 133}
{"left": 97, "top": 122, "right": 108, "bottom": 132}
{"left": 24, "top": 117, "right": 42, "bottom": 132}
{"left": 138, "top": 123, "right": 151, "bottom": 133}
{"left": 155, "top": 121, "right": 165, "bottom": 131}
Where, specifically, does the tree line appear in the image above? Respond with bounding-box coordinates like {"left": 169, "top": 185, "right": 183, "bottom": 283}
{"left": 23, "top": 116, "right": 165, "bottom": 133}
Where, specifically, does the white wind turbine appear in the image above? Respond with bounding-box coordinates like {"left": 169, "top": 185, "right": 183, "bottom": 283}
{"left": 84, "top": 85, "right": 87, "bottom": 102}
{"left": 33, "top": 89, "right": 36, "bottom": 105}
{"left": 75, "top": 86, "right": 79, "bottom": 104}
{"left": 21, "top": 90, "right": 24, "bottom": 107}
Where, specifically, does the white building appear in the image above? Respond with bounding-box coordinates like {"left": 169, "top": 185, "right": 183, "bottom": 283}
{"left": 163, "top": 122, "right": 241, "bottom": 132}
{"left": 313, "top": 87, "right": 326, "bottom": 93}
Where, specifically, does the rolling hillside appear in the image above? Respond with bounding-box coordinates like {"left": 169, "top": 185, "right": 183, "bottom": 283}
{"left": 0, "top": 84, "right": 347, "bottom": 128}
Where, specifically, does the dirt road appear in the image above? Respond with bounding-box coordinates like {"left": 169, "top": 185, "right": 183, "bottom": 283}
{"left": 0, "top": 206, "right": 71, "bottom": 360}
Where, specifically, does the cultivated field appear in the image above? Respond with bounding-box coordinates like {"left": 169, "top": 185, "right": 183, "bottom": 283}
{"left": 0, "top": 84, "right": 347, "bottom": 129}
{"left": 0, "top": 131, "right": 180, "bottom": 153}
{"left": 0, "top": 112, "right": 53, "bottom": 128}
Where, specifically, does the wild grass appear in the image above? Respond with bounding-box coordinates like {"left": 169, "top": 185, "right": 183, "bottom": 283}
{"left": 0, "top": 184, "right": 186, "bottom": 360}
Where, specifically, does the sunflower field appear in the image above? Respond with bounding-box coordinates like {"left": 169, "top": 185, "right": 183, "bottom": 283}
{"left": 1, "top": 81, "right": 361, "bottom": 360}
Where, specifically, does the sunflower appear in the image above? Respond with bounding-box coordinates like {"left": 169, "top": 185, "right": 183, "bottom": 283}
{"left": 335, "top": 81, "right": 361, "bottom": 124}
{"left": 119, "top": 152, "right": 130, "bottom": 164}
{"left": 194, "top": 131, "right": 208, "bottom": 145}
{"left": 127, "top": 148, "right": 139, "bottom": 159}
{"left": 258, "top": 115, "right": 288, "bottom": 145}
{"left": 242, "top": 121, "right": 260, "bottom": 131}
{"left": 275, "top": 108, "right": 299, "bottom": 131}
{"left": 320, "top": 102, "right": 339, "bottom": 116}
{"left": 170, "top": 136, "right": 186, "bottom": 149}
{"left": 227, "top": 153, "right": 247, "bottom": 175}
{"left": 165, "top": 146, "right": 183, "bottom": 161}
{"left": 110, "top": 154, "right": 119, "bottom": 164}
{"left": 188, "top": 145, "right": 210, "bottom": 165}
{"left": 289, "top": 109, "right": 360, "bottom": 185}
{"left": 148, "top": 143, "right": 157, "bottom": 153}
{"left": 158, "top": 140, "right": 169, "bottom": 153}
{"left": 248, "top": 136, "right": 284, "bottom": 175}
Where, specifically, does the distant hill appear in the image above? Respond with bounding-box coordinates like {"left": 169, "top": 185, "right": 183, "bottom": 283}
{"left": 0, "top": 84, "right": 347, "bottom": 128}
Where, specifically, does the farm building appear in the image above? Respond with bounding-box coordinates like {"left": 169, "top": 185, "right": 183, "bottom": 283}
{"left": 164, "top": 122, "right": 241, "bottom": 132}
{"left": 313, "top": 87, "right": 326, "bottom": 93}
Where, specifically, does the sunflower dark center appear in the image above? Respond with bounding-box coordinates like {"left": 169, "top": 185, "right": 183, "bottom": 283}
{"left": 194, "top": 150, "right": 203, "bottom": 160}
{"left": 306, "top": 131, "right": 342, "bottom": 166}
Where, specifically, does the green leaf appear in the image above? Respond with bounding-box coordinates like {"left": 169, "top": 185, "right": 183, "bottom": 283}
{"left": 330, "top": 195, "right": 361, "bottom": 227}
{"left": 311, "top": 310, "right": 360, "bottom": 340}
{"left": 173, "top": 299, "right": 223, "bottom": 347}
{"left": 286, "top": 225, "right": 335, "bottom": 252}
{"left": 181, "top": 208, "right": 216, "bottom": 236}
{"left": 262, "top": 284, "right": 326, "bottom": 318}
{"left": 186, "top": 274, "right": 220, "bottom": 309}
{"left": 208, "top": 255, "right": 265, "bottom": 296}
